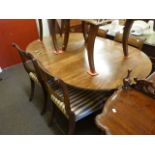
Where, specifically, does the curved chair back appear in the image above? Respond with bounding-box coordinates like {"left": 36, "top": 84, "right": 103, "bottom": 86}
{"left": 31, "top": 58, "right": 73, "bottom": 117}
{"left": 12, "top": 43, "right": 34, "bottom": 74}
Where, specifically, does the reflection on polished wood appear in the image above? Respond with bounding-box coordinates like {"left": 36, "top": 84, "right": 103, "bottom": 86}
{"left": 26, "top": 33, "right": 152, "bottom": 90}
{"left": 95, "top": 88, "right": 155, "bottom": 134}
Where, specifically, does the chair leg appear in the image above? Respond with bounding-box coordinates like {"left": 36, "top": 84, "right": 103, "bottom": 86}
{"left": 41, "top": 87, "right": 48, "bottom": 115}
{"left": 68, "top": 118, "right": 76, "bottom": 135}
{"left": 48, "top": 102, "right": 56, "bottom": 126}
{"left": 29, "top": 78, "right": 35, "bottom": 102}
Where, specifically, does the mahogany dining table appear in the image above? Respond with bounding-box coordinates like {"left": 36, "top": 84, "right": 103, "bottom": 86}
{"left": 39, "top": 19, "right": 141, "bottom": 76}
{"left": 26, "top": 33, "right": 152, "bottom": 91}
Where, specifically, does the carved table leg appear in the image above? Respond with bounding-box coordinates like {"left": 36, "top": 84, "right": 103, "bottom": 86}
{"left": 122, "top": 20, "right": 134, "bottom": 56}
{"left": 86, "top": 24, "right": 99, "bottom": 76}
{"left": 82, "top": 21, "right": 88, "bottom": 43}
{"left": 51, "top": 19, "right": 59, "bottom": 54}
{"left": 62, "top": 19, "right": 70, "bottom": 52}
{"left": 38, "top": 19, "right": 43, "bottom": 41}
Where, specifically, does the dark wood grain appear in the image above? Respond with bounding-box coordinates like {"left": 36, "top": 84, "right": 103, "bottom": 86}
{"left": 96, "top": 88, "right": 155, "bottom": 135}
{"left": 122, "top": 20, "right": 134, "bottom": 56}
{"left": 86, "top": 24, "right": 99, "bottom": 75}
{"left": 38, "top": 19, "right": 43, "bottom": 41}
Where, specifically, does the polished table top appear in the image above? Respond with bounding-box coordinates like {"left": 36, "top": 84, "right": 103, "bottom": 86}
{"left": 96, "top": 88, "right": 155, "bottom": 134}
{"left": 26, "top": 33, "right": 152, "bottom": 90}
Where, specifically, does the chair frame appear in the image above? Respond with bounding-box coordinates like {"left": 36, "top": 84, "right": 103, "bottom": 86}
{"left": 32, "top": 59, "right": 112, "bottom": 134}
{"left": 12, "top": 43, "right": 48, "bottom": 115}
{"left": 31, "top": 59, "right": 76, "bottom": 134}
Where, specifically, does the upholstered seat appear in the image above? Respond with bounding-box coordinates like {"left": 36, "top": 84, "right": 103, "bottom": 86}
{"left": 51, "top": 87, "right": 109, "bottom": 121}
{"left": 29, "top": 72, "right": 40, "bottom": 85}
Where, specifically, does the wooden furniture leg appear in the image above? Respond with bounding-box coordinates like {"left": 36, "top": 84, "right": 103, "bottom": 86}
{"left": 41, "top": 86, "right": 48, "bottom": 115}
{"left": 86, "top": 24, "right": 99, "bottom": 76}
{"left": 51, "top": 19, "right": 59, "bottom": 54}
{"left": 68, "top": 116, "right": 76, "bottom": 135}
{"left": 62, "top": 19, "right": 70, "bottom": 52}
{"left": 82, "top": 21, "right": 88, "bottom": 43}
{"left": 48, "top": 102, "right": 56, "bottom": 126}
{"left": 122, "top": 20, "right": 134, "bottom": 56}
{"left": 29, "top": 78, "right": 35, "bottom": 101}
{"left": 38, "top": 19, "right": 43, "bottom": 41}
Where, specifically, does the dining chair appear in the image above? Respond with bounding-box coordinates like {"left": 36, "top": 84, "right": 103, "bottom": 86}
{"left": 12, "top": 43, "right": 48, "bottom": 115}
{"left": 114, "top": 32, "right": 144, "bottom": 50}
{"left": 32, "top": 58, "right": 112, "bottom": 134}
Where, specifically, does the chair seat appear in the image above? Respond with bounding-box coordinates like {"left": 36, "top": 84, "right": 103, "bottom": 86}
{"left": 51, "top": 87, "right": 111, "bottom": 121}
{"left": 29, "top": 72, "right": 40, "bottom": 85}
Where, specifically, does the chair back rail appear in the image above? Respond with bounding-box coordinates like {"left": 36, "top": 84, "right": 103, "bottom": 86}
{"left": 12, "top": 43, "right": 46, "bottom": 86}
{"left": 32, "top": 58, "right": 74, "bottom": 117}
{"left": 12, "top": 43, "right": 34, "bottom": 74}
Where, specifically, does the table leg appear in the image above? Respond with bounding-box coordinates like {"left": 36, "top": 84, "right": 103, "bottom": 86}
{"left": 59, "top": 19, "right": 64, "bottom": 36}
{"left": 62, "top": 19, "right": 70, "bottom": 52}
{"left": 122, "top": 20, "right": 134, "bottom": 56}
{"left": 86, "top": 24, "right": 99, "bottom": 76}
{"left": 51, "top": 19, "right": 59, "bottom": 54}
{"left": 38, "top": 19, "right": 43, "bottom": 41}
{"left": 82, "top": 21, "right": 88, "bottom": 43}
